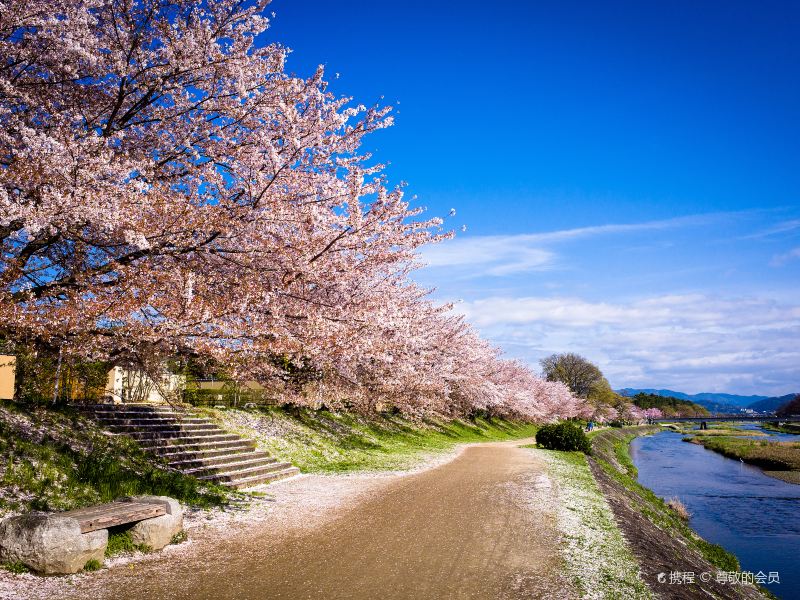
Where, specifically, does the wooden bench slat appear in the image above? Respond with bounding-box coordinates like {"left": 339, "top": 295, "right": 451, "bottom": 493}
{"left": 65, "top": 503, "right": 150, "bottom": 518}
{"left": 62, "top": 502, "right": 166, "bottom": 533}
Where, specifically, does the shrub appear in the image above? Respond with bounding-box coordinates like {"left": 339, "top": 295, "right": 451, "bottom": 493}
{"left": 2, "top": 561, "right": 30, "bottom": 574}
{"left": 83, "top": 558, "right": 102, "bottom": 572}
{"left": 170, "top": 530, "right": 188, "bottom": 545}
{"left": 536, "top": 421, "right": 592, "bottom": 453}
{"left": 666, "top": 496, "right": 691, "bottom": 520}
{"left": 105, "top": 530, "right": 150, "bottom": 557}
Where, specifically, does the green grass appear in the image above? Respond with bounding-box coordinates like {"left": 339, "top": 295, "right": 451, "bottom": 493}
{"left": 170, "top": 530, "right": 188, "bottom": 545}
{"left": 686, "top": 435, "right": 800, "bottom": 472}
{"left": 669, "top": 422, "right": 767, "bottom": 437}
{"left": 761, "top": 422, "right": 800, "bottom": 435}
{"left": 533, "top": 448, "right": 653, "bottom": 599}
{"left": 591, "top": 427, "right": 741, "bottom": 572}
{"left": 208, "top": 406, "right": 537, "bottom": 473}
{"left": 1, "top": 561, "right": 31, "bottom": 574}
{"left": 82, "top": 558, "right": 102, "bottom": 572}
{"left": 0, "top": 400, "right": 230, "bottom": 515}
{"left": 105, "top": 530, "right": 151, "bottom": 557}
{"left": 0, "top": 400, "right": 535, "bottom": 515}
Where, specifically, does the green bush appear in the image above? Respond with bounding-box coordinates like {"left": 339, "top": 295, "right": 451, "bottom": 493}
{"left": 170, "top": 530, "right": 188, "bottom": 545}
{"left": 105, "top": 530, "right": 151, "bottom": 557}
{"left": 83, "top": 558, "right": 102, "bottom": 572}
{"left": 2, "top": 561, "right": 30, "bottom": 574}
{"left": 536, "top": 421, "right": 592, "bottom": 453}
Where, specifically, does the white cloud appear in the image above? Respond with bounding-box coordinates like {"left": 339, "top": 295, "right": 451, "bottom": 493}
{"left": 422, "top": 237, "right": 556, "bottom": 275}
{"left": 421, "top": 213, "right": 730, "bottom": 277}
{"left": 770, "top": 246, "right": 800, "bottom": 267}
{"left": 451, "top": 294, "right": 800, "bottom": 396}
{"left": 744, "top": 218, "right": 800, "bottom": 240}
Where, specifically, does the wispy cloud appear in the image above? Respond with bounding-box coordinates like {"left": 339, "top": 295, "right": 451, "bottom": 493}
{"left": 422, "top": 238, "right": 556, "bottom": 275}
{"left": 451, "top": 294, "right": 800, "bottom": 395}
{"left": 418, "top": 209, "right": 800, "bottom": 394}
{"left": 743, "top": 218, "right": 800, "bottom": 240}
{"left": 421, "top": 212, "right": 731, "bottom": 277}
{"left": 770, "top": 246, "right": 800, "bottom": 267}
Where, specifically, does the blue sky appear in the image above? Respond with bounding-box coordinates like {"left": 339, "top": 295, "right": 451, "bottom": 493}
{"left": 265, "top": 0, "right": 800, "bottom": 395}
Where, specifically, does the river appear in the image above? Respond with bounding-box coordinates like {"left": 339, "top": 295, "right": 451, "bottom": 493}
{"left": 630, "top": 425, "right": 800, "bottom": 599}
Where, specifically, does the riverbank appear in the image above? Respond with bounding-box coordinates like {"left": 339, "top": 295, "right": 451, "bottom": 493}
{"left": 761, "top": 422, "right": 800, "bottom": 435}
{"left": 664, "top": 422, "right": 768, "bottom": 437}
{"left": 589, "top": 426, "right": 766, "bottom": 599}
{"left": 0, "top": 414, "right": 775, "bottom": 599}
{"left": 685, "top": 435, "right": 800, "bottom": 484}
{"left": 0, "top": 403, "right": 539, "bottom": 592}
{"left": 527, "top": 446, "right": 652, "bottom": 598}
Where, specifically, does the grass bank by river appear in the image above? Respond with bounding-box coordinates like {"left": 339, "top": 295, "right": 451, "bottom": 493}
{"left": 529, "top": 447, "right": 652, "bottom": 598}
{"left": 686, "top": 435, "right": 800, "bottom": 484}
{"left": 588, "top": 427, "right": 766, "bottom": 599}
{"left": 761, "top": 422, "right": 800, "bottom": 435}
{"left": 665, "top": 422, "right": 767, "bottom": 436}
{"left": 206, "top": 406, "right": 536, "bottom": 473}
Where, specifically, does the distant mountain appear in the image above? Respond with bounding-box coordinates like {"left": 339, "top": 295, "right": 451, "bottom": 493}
{"left": 748, "top": 394, "right": 800, "bottom": 413}
{"left": 617, "top": 388, "right": 770, "bottom": 412}
{"left": 776, "top": 395, "right": 800, "bottom": 417}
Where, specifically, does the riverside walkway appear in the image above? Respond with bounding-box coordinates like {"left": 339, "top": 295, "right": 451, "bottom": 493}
{"left": 61, "top": 442, "right": 571, "bottom": 600}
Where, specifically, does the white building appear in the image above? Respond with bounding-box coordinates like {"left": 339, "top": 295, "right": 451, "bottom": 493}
{"left": 104, "top": 366, "right": 185, "bottom": 404}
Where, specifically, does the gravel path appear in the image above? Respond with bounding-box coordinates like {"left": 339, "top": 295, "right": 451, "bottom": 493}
{"left": 3, "top": 440, "right": 572, "bottom": 600}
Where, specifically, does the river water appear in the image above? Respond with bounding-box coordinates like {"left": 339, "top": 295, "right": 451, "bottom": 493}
{"left": 630, "top": 426, "right": 800, "bottom": 599}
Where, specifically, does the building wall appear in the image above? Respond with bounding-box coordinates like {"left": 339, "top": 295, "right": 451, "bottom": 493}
{"left": 104, "top": 366, "right": 185, "bottom": 404}
{"left": 0, "top": 355, "right": 16, "bottom": 400}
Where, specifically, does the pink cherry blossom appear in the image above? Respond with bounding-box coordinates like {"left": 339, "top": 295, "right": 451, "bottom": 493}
{"left": 0, "top": 0, "right": 587, "bottom": 420}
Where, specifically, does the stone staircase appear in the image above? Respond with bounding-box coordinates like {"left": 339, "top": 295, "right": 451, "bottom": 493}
{"left": 79, "top": 404, "right": 300, "bottom": 489}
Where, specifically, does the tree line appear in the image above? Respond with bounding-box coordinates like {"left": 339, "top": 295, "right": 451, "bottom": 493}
{"left": 0, "top": 0, "right": 586, "bottom": 420}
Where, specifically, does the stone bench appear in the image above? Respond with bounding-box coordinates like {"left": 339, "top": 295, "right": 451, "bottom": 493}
{"left": 0, "top": 495, "right": 183, "bottom": 575}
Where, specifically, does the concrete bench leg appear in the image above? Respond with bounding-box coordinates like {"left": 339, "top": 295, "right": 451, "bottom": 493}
{"left": 0, "top": 514, "right": 107, "bottom": 575}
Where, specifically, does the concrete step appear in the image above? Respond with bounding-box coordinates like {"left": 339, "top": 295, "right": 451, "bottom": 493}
{"left": 152, "top": 443, "right": 258, "bottom": 461}
{"left": 107, "top": 423, "right": 221, "bottom": 434}
{"left": 185, "top": 456, "right": 281, "bottom": 477}
{"left": 227, "top": 467, "right": 301, "bottom": 490}
{"left": 80, "top": 403, "right": 299, "bottom": 489}
{"left": 89, "top": 414, "right": 191, "bottom": 422}
{"left": 87, "top": 407, "right": 190, "bottom": 415}
{"left": 93, "top": 417, "right": 210, "bottom": 426}
{"left": 171, "top": 452, "right": 277, "bottom": 471}
{"left": 144, "top": 439, "right": 257, "bottom": 455}
{"left": 126, "top": 428, "right": 230, "bottom": 441}
{"left": 131, "top": 433, "right": 242, "bottom": 446}
{"left": 78, "top": 404, "right": 182, "bottom": 413}
{"left": 198, "top": 461, "right": 296, "bottom": 482}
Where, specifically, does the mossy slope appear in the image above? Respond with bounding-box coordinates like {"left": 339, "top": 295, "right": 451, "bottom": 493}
{"left": 0, "top": 401, "right": 228, "bottom": 516}
{"left": 205, "top": 406, "right": 537, "bottom": 473}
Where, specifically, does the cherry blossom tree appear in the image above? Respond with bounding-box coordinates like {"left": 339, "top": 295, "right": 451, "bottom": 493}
{"left": 0, "top": 0, "right": 585, "bottom": 419}
{"left": 644, "top": 407, "right": 663, "bottom": 420}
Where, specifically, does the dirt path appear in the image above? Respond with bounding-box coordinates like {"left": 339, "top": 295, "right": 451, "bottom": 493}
{"left": 56, "top": 441, "right": 570, "bottom": 600}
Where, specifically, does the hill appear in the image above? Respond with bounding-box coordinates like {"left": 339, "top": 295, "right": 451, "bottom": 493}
{"left": 617, "top": 388, "right": 769, "bottom": 413}
{"left": 776, "top": 395, "right": 800, "bottom": 417}
{"left": 629, "top": 392, "right": 709, "bottom": 417}
{"left": 748, "top": 394, "right": 799, "bottom": 413}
